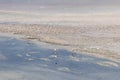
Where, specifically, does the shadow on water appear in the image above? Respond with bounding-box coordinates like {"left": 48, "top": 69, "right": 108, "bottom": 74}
{"left": 0, "top": 36, "right": 120, "bottom": 80}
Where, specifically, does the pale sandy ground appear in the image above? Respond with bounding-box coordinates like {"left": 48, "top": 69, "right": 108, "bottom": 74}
{"left": 1, "top": 11, "right": 120, "bottom": 62}
{"left": 1, "top": 23, "right": 120, "bottom": 62}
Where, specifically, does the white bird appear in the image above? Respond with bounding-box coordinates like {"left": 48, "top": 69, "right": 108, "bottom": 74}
{"left": 53, "top": 48, "right": 57, "bottom": 55}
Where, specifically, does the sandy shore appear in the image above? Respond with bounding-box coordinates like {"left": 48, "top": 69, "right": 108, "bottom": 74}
{"left": 0, "top": 23, "right": 120, "bottom": 62}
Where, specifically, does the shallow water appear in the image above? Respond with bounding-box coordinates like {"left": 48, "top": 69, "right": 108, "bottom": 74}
{"left": 0, "top": 36, "right": 120, "bottom": 80}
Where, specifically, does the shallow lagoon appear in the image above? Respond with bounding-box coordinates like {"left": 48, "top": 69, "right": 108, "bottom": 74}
{"left": 0, "top": 36, "right": 120, "bottom": 80}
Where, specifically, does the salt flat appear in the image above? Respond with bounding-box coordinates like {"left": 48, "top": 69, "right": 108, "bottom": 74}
{"left": 0, "top": 11, "right": 120, "bottom": 62}
{"left": 0, "top": 0, "right": 120, "bottom": 79}
{"left": 0, "top": 24, "right": 120, "bottom": 62}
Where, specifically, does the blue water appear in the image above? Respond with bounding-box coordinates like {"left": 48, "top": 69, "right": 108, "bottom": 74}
{"left": 0, "top": 36, "right": 120, "bottom": 80}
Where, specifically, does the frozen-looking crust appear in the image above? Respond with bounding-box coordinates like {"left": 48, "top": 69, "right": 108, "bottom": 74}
{"left": 0, "top": 23, "right": 120, "bottom": 62}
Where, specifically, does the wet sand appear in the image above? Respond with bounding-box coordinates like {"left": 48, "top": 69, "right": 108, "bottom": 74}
{"left": 0, "top": 23, "right": 120, "bottom": 62}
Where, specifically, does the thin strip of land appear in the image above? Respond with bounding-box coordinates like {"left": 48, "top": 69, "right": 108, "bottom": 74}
{"left": 0, "top": 23, "right": 120, "bottom": 62}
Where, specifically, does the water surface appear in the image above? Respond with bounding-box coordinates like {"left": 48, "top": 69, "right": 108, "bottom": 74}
{"left": 0, "top": 36, "right": 120, "bottom": 80}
